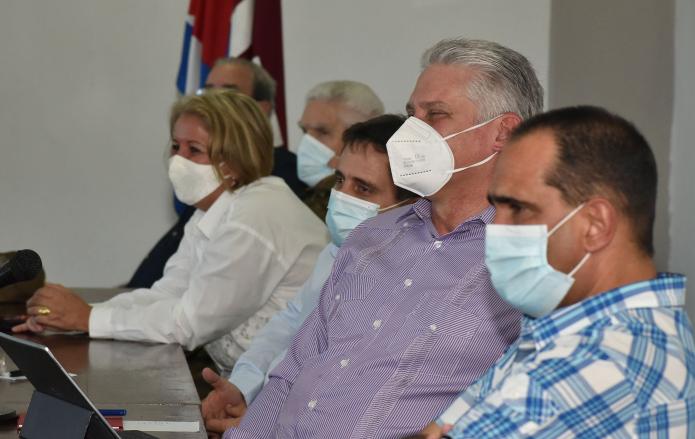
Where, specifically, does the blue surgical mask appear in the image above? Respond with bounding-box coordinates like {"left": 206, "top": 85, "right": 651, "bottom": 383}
{"left": 297, "top": 134, "right": 335, "bottom": 187}
{"left": 485, "top": 204, "right": 591, "bottom": 318}
{"left": 325, "top": 189, "right": 411, "bottom": 246}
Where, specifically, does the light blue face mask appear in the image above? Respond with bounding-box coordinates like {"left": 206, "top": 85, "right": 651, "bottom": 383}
{"left": 296, "top": 134, "right": 335, "bottom": 187}
{"left": 325, "top": 189, "right": 410, "bottom": 246}
{"left": 485, "top": 204, "right": 591, "bottom": 318}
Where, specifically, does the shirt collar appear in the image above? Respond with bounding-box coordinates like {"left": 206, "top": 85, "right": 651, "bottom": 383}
{"left": 520, "top": 273, "right": 687, "bottom": 350}
{"left": 476, "top": 205, "right": 496, "bottom": 224}
{"left": 395, "top": 198, "right": 430, "bottom": 223}
{"left": 395, "top": 199, "right": 495, "bottom": 229}
{"left": 328, "top": 242, "right": 340, "bottom": 257}
{"left": 195, "top": 190, "right": 235, "bottom": 239}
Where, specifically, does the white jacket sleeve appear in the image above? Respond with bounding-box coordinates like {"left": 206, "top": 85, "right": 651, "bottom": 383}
{"left": 89, "top": 222, "right": 286, "bottom": 350}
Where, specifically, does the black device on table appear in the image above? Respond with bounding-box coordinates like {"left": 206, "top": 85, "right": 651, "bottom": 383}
{"left": 1, "top": 249, "right": 43, "bottom": 334}
{"left": 0, "top": 332, "right": 158, "bottom": 439}
{"left": 0, "top": 250, "right": 42, "bottom": 290}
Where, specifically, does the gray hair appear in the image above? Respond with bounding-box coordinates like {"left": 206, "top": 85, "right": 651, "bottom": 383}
{"left": 214, "top": 57, "right": 277, "bottom": 103}
{"left": 422, "top": 38, "right": 543, "bottom": 121}
{"left": 306, "top": 80, "right": 385, "bottom": 123}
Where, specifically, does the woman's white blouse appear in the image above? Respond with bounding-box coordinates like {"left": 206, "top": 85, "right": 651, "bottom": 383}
{"left": 89, "top": 177, "right": 328, "bottom": 368}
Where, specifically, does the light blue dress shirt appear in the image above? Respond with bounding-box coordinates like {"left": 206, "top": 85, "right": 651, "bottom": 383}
{"left": 229, "top": 243, "right": 339, "bottom": 403}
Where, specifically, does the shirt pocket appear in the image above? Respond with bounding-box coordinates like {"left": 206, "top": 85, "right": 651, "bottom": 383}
{"left": 411, "top": 299, "right": 483, "bottom": 379}
{"left": 326, "top": 271, "right": 379, "bottom": 344}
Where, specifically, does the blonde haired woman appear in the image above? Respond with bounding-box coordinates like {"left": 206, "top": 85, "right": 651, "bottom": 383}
{"left": 16, "top": 90, "right": 328, "bottom": 374}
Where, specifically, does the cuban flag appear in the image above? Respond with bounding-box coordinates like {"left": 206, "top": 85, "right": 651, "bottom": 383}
{"left": 176, "top": 0, "right": 287, "bottom": 145}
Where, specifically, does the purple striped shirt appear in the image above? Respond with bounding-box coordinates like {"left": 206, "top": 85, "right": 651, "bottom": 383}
{"left": 224, "top": 200, "right": 521, "bottom": 439}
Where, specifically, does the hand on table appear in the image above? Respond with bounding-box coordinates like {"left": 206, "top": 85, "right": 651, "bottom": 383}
{"left": 12, "top": 283, "right": 91, "bottom": 333}
{"left": 201, "top": 367, "right": 247, "bottom": 436}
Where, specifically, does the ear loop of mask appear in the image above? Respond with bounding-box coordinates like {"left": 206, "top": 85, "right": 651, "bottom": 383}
{"left": 442, "top": 114, "right": 505, "bottom": 141}
{"left": 547, "top": 203, "right": 592, "bottom": 277}
{"left": 568, "top": 253, "right": 591, "bottom": 277}
{"left": 378, "top": 197, "right": 417, "bottom": 212}
{"left": 548, "top": 203, "right": 585, "bottom": 236}
{"left": 221, "top": 168, "right": 238, "bottom": 189}
{"left": 210, "top": 159, "right": 237, "bottom": 189}
{"left": 443, "top": 114, "right": 504, "bottom": 175}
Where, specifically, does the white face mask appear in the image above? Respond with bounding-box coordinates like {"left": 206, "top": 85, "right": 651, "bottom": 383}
{"left": 386, "top": 115, "right": 502, "bottom": 197}
{"left": 296, "top": 134, "right": 335, "bottom": 187}
{"left": 168, "top": 155, "right": 222, "bottom": 205}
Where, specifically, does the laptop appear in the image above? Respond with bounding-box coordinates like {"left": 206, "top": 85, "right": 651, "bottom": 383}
{"left": 0, "top": 332, "right": 157, "bottom": 438}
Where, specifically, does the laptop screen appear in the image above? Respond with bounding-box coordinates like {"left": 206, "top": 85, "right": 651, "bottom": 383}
{"left": 0, "top": 332, "right": 120, "bottom": 438}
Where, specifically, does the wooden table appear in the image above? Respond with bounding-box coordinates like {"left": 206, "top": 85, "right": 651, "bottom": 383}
{"left": 0, "top": 289, "right": 205, "bottom": 438}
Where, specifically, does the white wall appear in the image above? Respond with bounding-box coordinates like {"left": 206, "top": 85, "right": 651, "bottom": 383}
{"left": 670, "top": 0, "right": 695, "bottom": 320}
{"left": 0, "top": 0, "right": 187, "bottom": 286}
{"left": 2, "top": 1, "right": 691, "bottom": 295}
{"left": 0, "top": 1, "right": 551, "bottom": 286}
{"left": 547, "top": 0, "right": 675, "bottom": 271}
{"left": 282, "top": 0, "right": 552, "bottom": 150}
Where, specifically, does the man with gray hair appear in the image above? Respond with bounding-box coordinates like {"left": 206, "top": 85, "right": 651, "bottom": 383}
{"left": 223, "top": 38, "right": 543, "bottom": 439}
{"left": 296, "top": 80, "right": 384, "bottom": 218}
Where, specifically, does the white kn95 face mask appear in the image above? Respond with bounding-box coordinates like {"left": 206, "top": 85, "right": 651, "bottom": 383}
{"left": 386, "top": 115, "right": 502, "bottom": 197}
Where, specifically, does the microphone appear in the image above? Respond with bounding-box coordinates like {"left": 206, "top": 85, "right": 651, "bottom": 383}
{"left": 0, "top": 250, "right": 43, "bottom": 289}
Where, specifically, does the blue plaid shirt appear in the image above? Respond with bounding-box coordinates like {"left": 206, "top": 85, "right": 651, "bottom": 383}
{"left": 438, "top": 273, "right": 695, "bottom": 438}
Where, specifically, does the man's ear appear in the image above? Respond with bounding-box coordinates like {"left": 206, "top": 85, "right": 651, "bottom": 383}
{"left": 492, "top": 113, "right": 522, "bottom": 152}
{"left": 256, "top": 100, "right": 273, "bottom": 117}
{"left": 582, "top": 197, "right": 617, "bottom": 254}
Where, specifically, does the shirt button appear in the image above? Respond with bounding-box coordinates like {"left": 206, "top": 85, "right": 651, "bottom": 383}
{"left": 373, "top": 320, "right": 382, "bottom": 329}
{"left": 335, "top": 294, "right": 341, "bottom": 300}
{"left": 340, "top": 358, "right": 350, "bottom": 368}
{"left": 429, "top": 324, "right": 437, "bottom": 332}
{"left": 307, "top": 400, "right": 317, "bottom": 410}
{"left": 404, "top": 278, "right": 413, "bottom": 287}
{"left": 434, "top": 240, "right": 442, "bottom": 249}
{"left": 403, "top": 222, "right": 409, "bottom": 227}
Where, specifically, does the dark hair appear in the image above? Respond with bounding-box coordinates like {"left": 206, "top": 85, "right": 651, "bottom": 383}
{"left": 511, "top": 105, "right": 657, "bottom": 256}
{"left": 341, "top": 114, "right": 416, "bottom": 201}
